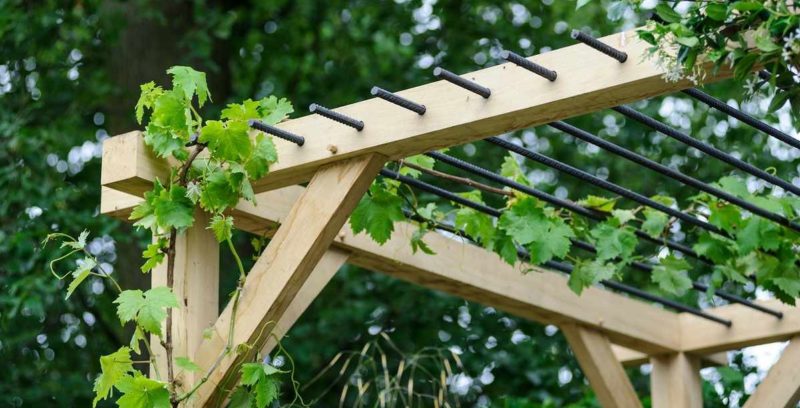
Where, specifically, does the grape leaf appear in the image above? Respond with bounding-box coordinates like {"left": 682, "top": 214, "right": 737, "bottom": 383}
{"left": 590, "top": 222, "right": 637, "bottom": 263}
{"left": 736, "top": 217, "right": 781, "bottom": 254}
{"left": 500, "top": 155, "right": 531, "bottom": 187}
{"left": 455, "top": 206, "right": 495, "bottom": 245}
{"left": 349, "top": 183, "right": 405, "bottom": 244}
{"left": 151, "top": 90, "right": 191, "bottom": 136}
{"left": 93, "top": 347, "right": 134, "bottom": 407}
{"left": 568, "top": 260, "right": 615, "bottom": 295}
{"left": 144, "top": 123, "right": 187, "bottom": 160}
{"left": 167, "top": 65, "right": 211, "bottom": 107}
{"left": 115, "top": 290, "right": 146, "bottom": 324}
{"left": 175, "top": 357, "right": 200, "bottom": 372}
{"left": 611, "top": 209, "right": 636, "bottom": 225}
{"left": 692, "top": 232, "right": 735, "bottom": 264}
{"left": 116, "top": 373, "right": 171, "bottom": 408}
{"left": 240, "top": 363, "right": 281, "bottom": 408}
{"left": 221, "top": 99, "right": 261, "bottom": 121}
{"left": 66, "top": 257, "right": 96, "bottom": 299}
{"left": 641, "top": 208, "right": 669, "bottom": 237}
{"left": 577, "top": 195, "right": 616, "bottom": 212}
{"left": 499, "top": 197, "right": 574, "bottom": 264}
{"left": 708, "top": 202, "right": 742, "bottom": 233}
{"left": 399, "top": 154, "right": 435, "bottom": 178}
{"left": 259, "top": 95, "right": 294, "bottom": 125}
{"left": 141, "top": 239, "right": 166, "bottom": 273}
{"left": 135, "top": 81, "right": 164, "bottom": 124}
{"left": 245, "top": 134, "right": 278, "bottom": 180}
{"left": 200, "top": 120, "right": 252, "bottom": 162}
{"left": 209, "top": 214, "right": 234, "bottom": 242}
{"left": 651, "top": 255, "right": 693, "bottom": 295}
{"left": 200, "top": 169, "right": 242, "bottom": 213}
{"left": 410, "top": 227, "right": 435, "bottom": 255}
{"left": 114, "top": 287, "right": 178, "bottom": 336}
{"left": 153, "top": 184, "right": 195, "bottom": 230}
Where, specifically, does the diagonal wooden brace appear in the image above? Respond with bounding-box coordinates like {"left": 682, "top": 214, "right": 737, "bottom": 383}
{"left": 189, "top": 154, "right": 385, "bottom": 407}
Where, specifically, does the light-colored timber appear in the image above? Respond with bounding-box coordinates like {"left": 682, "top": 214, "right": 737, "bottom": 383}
{"left": 650, "top": 353, "right": 702, "bottom": 408}
{"left": 742, "top": 337, "right": 800, "bottom": 408}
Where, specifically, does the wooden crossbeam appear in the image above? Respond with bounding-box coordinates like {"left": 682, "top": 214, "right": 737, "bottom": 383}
{"left": 102, "top": 29, "right": 733, "bottom": 196}
{"left": 101, "top": 187, "right": 682, "bottom": 354}
{"left": 562, "top": 324, "right": 642, "bottom": 408}
{"left": 650, "top": 353, "right": 703, "bottom": 408}
{"left": 190, "top": 155, "right": 384, "bottom": 407}
{"left": 742, "top": 337, "right": 800, "bottom": 408}
{"left": 612, "top": 345, "right": 726, "bottom": 368}
{"left": 150, "top": 210, "right": 219, "bottom": 390}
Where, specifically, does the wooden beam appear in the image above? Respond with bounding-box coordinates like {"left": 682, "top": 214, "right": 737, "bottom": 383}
{"left": 150, "top": 210, "right": 219, "bottom": 391}
{"left": 190, "top": 155, "right": 384, "bottom": 407}
{"left": 680, "top": 300, "right": 800, "bottom": 354}
{"left": 742, "top": 337, "right": 800, "bottom": 408}
{"left": 101, "top": 187, "right": 683, "bottom": 354}
{"left": 260, "top": 248, "right": 350, "bottom": 354}
{"left": 102, "top": 29, "right": 733, "bottom": 195}
{"left": 650, "top": 353, "right": 702, "bottom": 408}
{"left": 613, "top": 345, "right": 726, "bottom": 367}
{"left": 562, "top": 324, "right": 642, "bottom": 408}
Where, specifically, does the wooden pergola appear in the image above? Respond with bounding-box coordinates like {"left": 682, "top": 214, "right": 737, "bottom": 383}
{"left": 100, "top": 27, "right": 800, "bottom": 407}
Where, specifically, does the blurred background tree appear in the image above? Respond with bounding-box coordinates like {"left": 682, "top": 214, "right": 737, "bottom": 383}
{"left": 1, "top": 0, "right": 791, "bottom": 406}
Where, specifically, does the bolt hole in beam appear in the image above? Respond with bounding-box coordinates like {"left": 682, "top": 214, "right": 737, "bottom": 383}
{"left": 380, "top": 168, "right": 732, "bottom": 326}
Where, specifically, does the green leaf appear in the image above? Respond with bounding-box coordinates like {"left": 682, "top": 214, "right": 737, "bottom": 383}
{"left": 736, "top": 217, "right": 781, "bottom": 254}
{"left": 93, "top": 347, "right": 134, "bottom": 407}
{"left": 489, "top": 230, "right": 519, "bottom": 265}
{"left": 66, "top": 257, "right": 96, "bottom": 299}
{"left": 349, "top": 183, "right": 406, "bottom": 244}
{"left": 135, "top": 81, "right": 164, "bottom": 124}
{"left": 141, "top": 239, "right": 166, "bottom": 273}
{"left": 655, "top": 3, "right": 682, "bottom": 23}
{"left": 114, "top": 287, "right": 178, "bottom": 336}
{"left": 221, "top": 98, "right": 261, "bottom": 121}
{"left": 568, "top": 260, "right": 615, "bottom": 295}
{"left": 676, "top": 36, "right": 699, "bottom": 47}
{"left": 228, "top": 387, "right": 254, "bottom": 408}
{"left": 239, "top": 363, "right": 281, "bottom": 408}
{"left": 410, "top": 227, "right": 435, "bottom": 255}
{"left": 200, "top": 120, "right": 252, "bottom": 162}
{"left": 245, "top": 134, "right": 279, "bottom": 180}
{"left": 651, "top": 255, "right": 693, "bottom": 295}
{"left": 692, "top": 232, "right": 735, "bottom": 264}
{"left": 708, "top": 202, "right": 742, "bottom": 233}
{"left": 705, "top": 3, "right": 729, "bottom": 21}
{"left": 259, "top": 95, "right": 294, "bottom": 125}
{"left": 611, "top": 209, "right": 636, "bottom": 225}
{"left": 144, "top": 123, "right": 187, "bottom": 160}
{"left": 731, "top": 1, "right": 763, "bottom": 12}
{"left": 772, "top": 278, "right": 800, "bottom": 299}
{"left": 399, "top": 154, "right": 435, "bottom": 178}
{"left": 733, "top": 53, "right": 759, "bottom": 83}
{"left": 151, "top": 90, "right": 191, "bottom": 136}
{"left": 200, "top": 169, "right": 241, "bottom": 213}
{"left": 153, "top": 184, "right": 195, "bottom": 230}
{"left": 641, "top": 208, "right": 669, "bottom": 237}
{"left": 61, "top": 230, "right": 90, "bottom": 250}
{"left": 577, "top": 195, "right": 616, "bottom": 212}
{"left": 116, "top": 373, "right": 171, "bottom": 408}
{"left": 455, "top": 206, "right": 495, "bottom": 246}
{"left": 500, "top": 155, "right": 530, "bottom": 187}
{"left": 499, "top": 197, "right": 574, "bottom": 264}
{"left": 590, "top": 223, "right": 637, "bottom": 263}
{"left": 115, "top": 290, "right": 146, "bottom": 324}
{"left": 717, "top": 176, "right": 749, "bottom": 198}
{"left": 175, "top": 357, "right": 200, "bottom": 372}
{"left": 130, "top": 326, "right": 145, "bottom": 354}
{"left": 209, "top": 214, "right": 234, "bottom": 242}
{"left": 167, "top": 65, "right": 211, "bottom": 107}
{"left": 255, "top": 375, "right": 279, "bottom": 408}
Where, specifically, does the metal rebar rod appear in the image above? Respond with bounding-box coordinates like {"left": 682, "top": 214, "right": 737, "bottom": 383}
{"left": 371, "top": 86, "right": 426, "bottom": 115}
{"left": 613, "top": 105, "right": 800, "bottom": 197}
{"left": 485, "top": 136, "right": 726, "bottom": 236}
{"left": 309, "top": 103, "right": 364, "bottom": 131}
{"left": 389, "top": 168, "right": 764, "bottom": 319}
{"left": 433, "top": 67, "right": 491, "bottom": 98}
{"left": 682, "top": 88, "right": 800, "bottom": 151}
{"left": 425, "top": 151, "right": 705, "bottom": 261}
{"left": 570, "top": 30, "right": 628, "bottom": 63}
{"left": 248, "top": 119, "right": 305, "bottom": 146}
{"left": 500, "top": 50, "right": 557, "bottom": 81}
{"left": 550, "top": 121, "right": 800, "bottom": 232}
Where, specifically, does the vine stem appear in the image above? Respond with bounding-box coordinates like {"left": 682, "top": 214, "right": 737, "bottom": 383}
{"left": 397, "top": 160, "right": 514, "bottom": 197}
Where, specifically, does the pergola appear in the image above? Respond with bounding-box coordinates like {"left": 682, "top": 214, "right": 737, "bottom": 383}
{"left": 100, "top": 27, "right": 800, "bottom": 407}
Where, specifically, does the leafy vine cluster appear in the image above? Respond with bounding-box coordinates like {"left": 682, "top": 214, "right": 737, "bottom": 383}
{"left": 47, "top": 67, "right": 295, "bottom": 408}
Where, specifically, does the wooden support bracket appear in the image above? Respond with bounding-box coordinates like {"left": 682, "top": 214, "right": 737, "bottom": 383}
{"left": 650, "top": 353, "right": 702, "bottom": 408}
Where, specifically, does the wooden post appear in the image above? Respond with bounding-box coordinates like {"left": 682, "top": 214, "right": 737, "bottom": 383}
{"left": 650, "top": 353, "right": 702, "bottom": 408}
{"left": 743, "top": 337, "right": 800, "bottom": 408}
{"left": 562, "top": 324, "right": 642, "bottom": 408}
{"left": 151, "top": 210, "right": 219, "bottom": 392}
{"left": 191, "top": 154, "right": 385, "bottom": 407}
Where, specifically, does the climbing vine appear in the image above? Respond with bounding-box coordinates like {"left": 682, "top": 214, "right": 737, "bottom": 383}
{"left": 45, "top": 66, "right": 294, "bottom": 407}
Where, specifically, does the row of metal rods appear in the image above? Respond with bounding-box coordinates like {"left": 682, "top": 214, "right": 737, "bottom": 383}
{"left": 421, "top": 152, "right": 782, "bottom": 318}
{"left": 381, "top": 168, "right": 734, "bottom": 326}
{"left": 243, "top": 30, "right": 791, "bottom": 321}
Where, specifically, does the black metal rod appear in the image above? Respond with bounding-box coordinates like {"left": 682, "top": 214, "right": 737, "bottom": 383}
{"left": 570, "top": 30, "right": 628, "bottom": 63}
{"left": 485, "top": 136, "right": 726, "bottom": 235}
{"left": 500, "top": 50, "right": 557, "bottom": 81}
{"left": 433, "top": 67, "right": 491, "bottom": 99}
{"left": 422, "top": 153, "right": 778, "bottom": 317}
{"left": 682, "top": 88, "right": 800, "bottom": 151}
{"left": 248, "top": 119, "right": 305, "bottom": 146}
{"left": 614, "top": 105, "right": 800, "bottom": 197}
{"left": 550, "top": 121, "right": 800, "bottom": 233}
{"left": 388, "top": 172, "right": 732, "bottom": 327}
{"left": 371, "top": 87, "right": 426, "bottom": 115}
{"left": 309, "top": 103, "right": 364, "bottom": 131}
{"left": 425, "top": 151, "right": 704, "bottom": 260}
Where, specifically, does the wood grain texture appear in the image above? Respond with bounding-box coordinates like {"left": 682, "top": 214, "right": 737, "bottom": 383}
{"left": 650, "top": 353, "right": 702, "bottom": 408}
{"left": 613, "top": 345, "right": 726, "bottom": 367}
{"left": 150, "top": 210, "right": 219, "bottom": 391}
{"left": 101, "top": 28, "right": 733, "bottom": 195}
{"left": 562, "top": 324, "right": 642, "bottom": 408}
{"left": 742, "top": 337, "right": 800, "bottom": 408}
{"left": 190, "top": 154, "right": 385, "bottom": 407}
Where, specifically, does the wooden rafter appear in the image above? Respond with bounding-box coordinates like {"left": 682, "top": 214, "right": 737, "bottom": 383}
{"left": 742, "top": 337, "right": 800, "bottom": 408}
{"left": 561, "top": 324, "right": 642, "bottom": 408}
{"left": 190, "top": 155, "right": 384, "bottom": 407}
{"left": 101, "top": 29, "right": 733, "bottom": 197}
